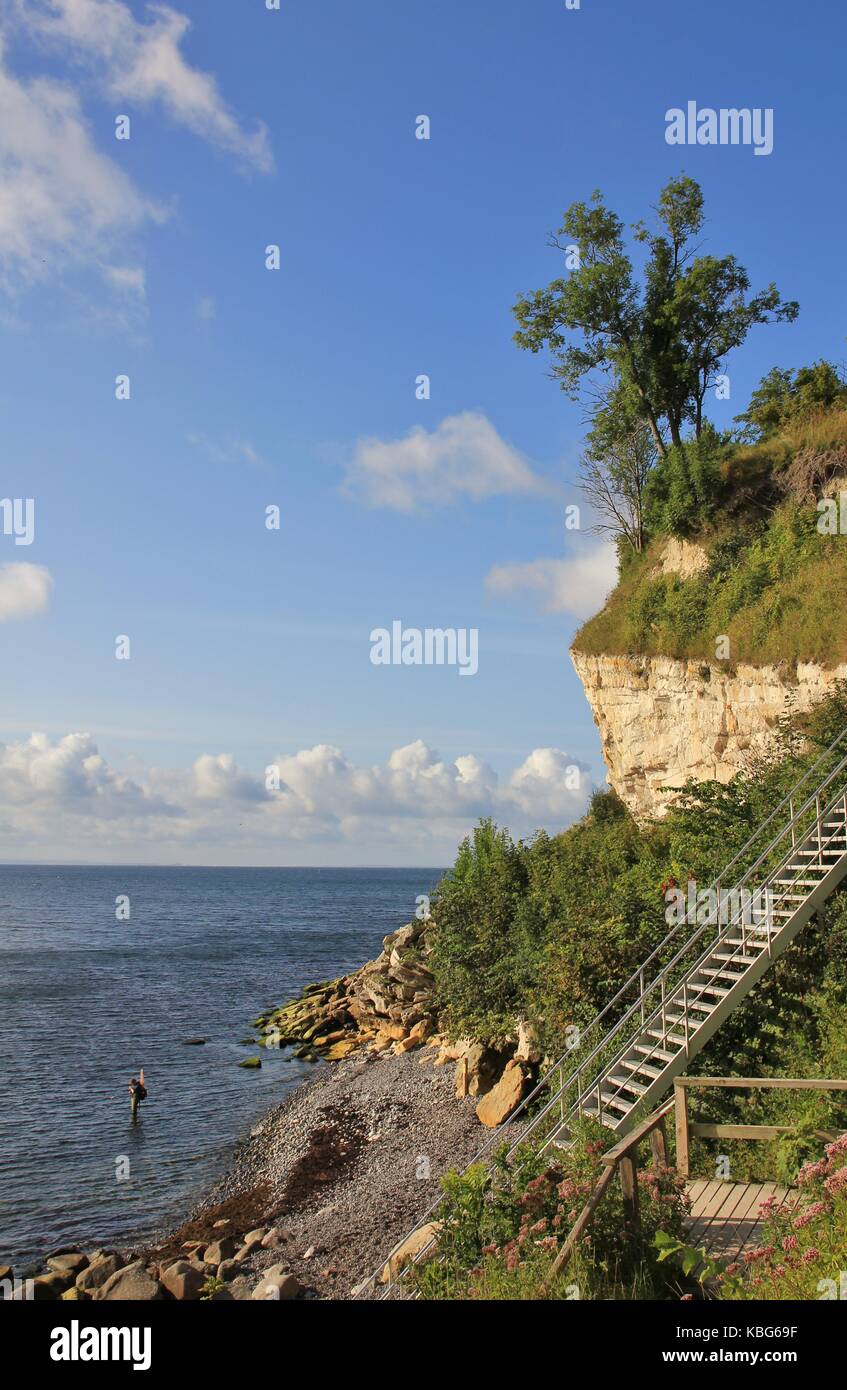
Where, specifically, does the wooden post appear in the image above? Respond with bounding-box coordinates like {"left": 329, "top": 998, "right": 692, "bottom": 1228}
{"left": 618, "top": 1154, "right": 640, "bottom": 1228}
{"left": 674, "top": 1080, "right": 690, "bottom": 1179}
{"left": 650, "top": 1118, "right": 668, "bottom": 1170}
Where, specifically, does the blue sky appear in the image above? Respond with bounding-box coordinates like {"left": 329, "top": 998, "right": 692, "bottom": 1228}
{"left": 0, "top": 0, "right": 844, "bottom": 864}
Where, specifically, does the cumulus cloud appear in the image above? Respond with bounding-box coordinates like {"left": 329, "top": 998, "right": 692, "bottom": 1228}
{"left": 486, "top": 542, "right": 618, "bottom": 620}
{"left": 0, "top": 732, "right": 596, "bottom": 864}
{"left": 0, "top": 50, "right": 163, "bottom": 286}
{"left": 0, "top": 562, "right": 52, "bottom": 620}
{"left": 0, "top": 731, "right": 174, "bottom": 814}
{"left": 343, "top": 411, "right": 544, "bottom": 513}
{"left": 18, "top": 0, "right": 273, "bottom": 172}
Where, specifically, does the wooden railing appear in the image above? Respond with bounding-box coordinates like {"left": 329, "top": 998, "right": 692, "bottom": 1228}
{"left": 542, "top": 1075, "right": 847, "bottom": 1292}
{"left": 673, "top": 1076, "right": 847, "bottom": 1177}
{"left": 541, "top": 1097, "right": 675, "bottom": 1290}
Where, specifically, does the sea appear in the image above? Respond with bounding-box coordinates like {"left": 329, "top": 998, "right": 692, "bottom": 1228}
{"left": 0, "top": 865, "right": 443, "bottom": 1269}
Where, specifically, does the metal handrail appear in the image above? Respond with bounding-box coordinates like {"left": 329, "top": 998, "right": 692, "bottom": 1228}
{"left": 585, "top": 791, "right": 847, "bottom": 1125}
{"left": 360, "top": 726, "right": 847, "bottom": 1298}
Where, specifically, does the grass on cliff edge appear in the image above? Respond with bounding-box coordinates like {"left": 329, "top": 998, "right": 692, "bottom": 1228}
{"left": 573, "top": 409, "right": 847, "bottom": 666}
{"left": 573, "top": 500, "right": 847, "bottom": 665}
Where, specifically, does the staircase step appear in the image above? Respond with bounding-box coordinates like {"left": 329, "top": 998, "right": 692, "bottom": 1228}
{"left": 623, "top": 1058, "right": 664, "bottom": 1080}
{"left": 632, "top": 1043, "right": 676, "bottom": 1063}
{"left": 711, "top": 951, "right": 759, "bottom": 965}
{"left": 608, "top": 1073, "right": 648, "bottom": 1095}
{"left": 689, "top": 981, "right": 731, "bottom": 997}
{"left": 583, "top": 1094, "right": 632, "bottom": 1117}
{"left": 702, "top": 967, "right": 748, "bottom": 982}
{"left": 645, "top": 1028, "right": 688, "bottom": 1047}
{"left": 774, "top": 878, "right": 827, "bottom": 887}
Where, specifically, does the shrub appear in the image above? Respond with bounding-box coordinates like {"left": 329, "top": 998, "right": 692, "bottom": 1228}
{"left": 413, "top": 1126, "right": 690, "bottom": 1301}
{"left": 720, "top": 1133, "right": 847, "bottom": 1300}
{"left": 644, "top": 426, "right": 727, "bottom": 538}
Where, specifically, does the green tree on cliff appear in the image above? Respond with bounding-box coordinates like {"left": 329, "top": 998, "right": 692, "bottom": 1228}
{"left": 512, "top": 175, "right": 799, "bottom": 459}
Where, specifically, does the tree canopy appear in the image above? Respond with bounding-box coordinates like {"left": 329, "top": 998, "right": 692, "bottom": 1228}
{"left": 513, "top": 175, "right": 798, "bottom": 458}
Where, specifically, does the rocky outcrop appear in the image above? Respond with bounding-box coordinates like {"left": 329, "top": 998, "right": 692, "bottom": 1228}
{"left": 571, "top": 650, "right": 847, "bottom": 821}
{"left": 256, "top": 916, "right": 438, "bottom": 1062}
{"left": 653, "top": 537, "right": 710, "bottom": 579}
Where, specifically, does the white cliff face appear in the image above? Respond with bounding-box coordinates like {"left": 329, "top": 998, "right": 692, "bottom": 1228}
{"left": 571, "top": 650, "right": 847, "bottom": 821}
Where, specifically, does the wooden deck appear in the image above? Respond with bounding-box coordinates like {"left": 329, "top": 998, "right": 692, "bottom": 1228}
{"left": 684, "top": 1179, "right": 800, "bottom": 1260}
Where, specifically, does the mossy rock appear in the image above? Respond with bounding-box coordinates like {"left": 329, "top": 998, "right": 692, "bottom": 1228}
{"left": 238, "top": 1057, "right": 262, "bottom": 1069}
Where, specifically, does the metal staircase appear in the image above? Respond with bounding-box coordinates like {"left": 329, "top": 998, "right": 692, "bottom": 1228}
{"left": 362, "top": 725, "right": 847, "bottom": 1297}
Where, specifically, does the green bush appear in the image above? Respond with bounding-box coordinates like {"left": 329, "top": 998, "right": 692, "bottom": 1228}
{"left": 644, "top": 426, "right": 726, "bottom": 538}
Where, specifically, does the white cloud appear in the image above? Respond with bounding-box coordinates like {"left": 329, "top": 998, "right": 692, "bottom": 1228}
{"left": 102, "top": 264, "right": 145, "bottom": 296}
{"left": 343, "top": 411, "right": 544, "bottom": 513}
{"left": 0, "top": 732, "right": 595, "bottom": 864}
{"left": 0, "top": 731, "right": 174, "bottom": 814}
{"left": 19, "top": 0, "right": 273, "bottom": 173}
{"left": 0, "top": 49, "right": 163, "bottom": 286}
{"left": 486, "top": 542, "right": 618, "bottom": 619}
{"left": 0, "top": 562, "right": 53, "bottom": 620}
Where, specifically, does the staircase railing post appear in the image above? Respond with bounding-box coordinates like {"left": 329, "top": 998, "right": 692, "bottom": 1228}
{"left": 789, "top": 798, "right": 796, "bottom": 848}
{"left": 682, "top": 982, "right": 690, "bottom": 1058}
{"left": 618, "top": 1153, "right": 640, "bottom": 1231}
{"left": 817, "top": 795, "right": 823, "bottom": 867}
{"left": 674, "top": 1079, "right": 690, "bottom": 1179}
{"left": 639, "top": 970, "right": 646, "bottom": 1024}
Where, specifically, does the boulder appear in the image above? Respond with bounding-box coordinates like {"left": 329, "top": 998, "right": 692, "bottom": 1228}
{"left": 475, "top": 1060, "right": 527, "bottom": 1128}
{"left": 222, "top": 1277, "right": 253, "bottom": 1301}
{"left": 217, "top": 1259, "right": 241, "bottom": 1282}
{"left": 31, "top": 1272, "right": 67, "bottom": 1300}
{"left": 76, "top": 1253, "right": 122, "bottom": 1293}
{"left": 94, "top": 1261, "right": 162, "bottom": 1301}
{"left": 203, "top": 1237, "right": 236, "bottom": 1266}
{"left": 47, "top": 1252, "right": 88, "bottom": 1277}
{"left": 378, "top": 1222, "right": 442, "bottom": 1283}
{"left": 238, "top": 1057, "right": 262, "bottom": 1069}
{"left": 466, "top": 1042, "right": 500, "bottom": 1097}
{"left": 260, "top": 1228, "right": 289, "bottom": 1250}
{"left": 60, "top": 1287, "right": 83, "bottom": 1300}
{"left": 515, "top": 1020, "right": 541, "bottom": 1064}
{"left": 252, "top": 1265, "right": 300, "bottom": 1301}
{"left": 160, "top": 1259, "right": 206, "bottom": 1301}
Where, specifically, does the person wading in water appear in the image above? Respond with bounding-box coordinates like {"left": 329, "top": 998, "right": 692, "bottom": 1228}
{"left": 128, "top": 1069, "right": 147, "bottom": 1120}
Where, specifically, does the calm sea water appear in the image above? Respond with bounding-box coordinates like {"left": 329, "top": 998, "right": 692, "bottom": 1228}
{"left": 0, "top": 865, "right": 443, "bottom": 1268}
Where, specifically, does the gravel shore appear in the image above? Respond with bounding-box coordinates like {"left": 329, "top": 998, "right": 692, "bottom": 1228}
{"left": 143, "top": 1046, "right": 493, "bottom": 1299}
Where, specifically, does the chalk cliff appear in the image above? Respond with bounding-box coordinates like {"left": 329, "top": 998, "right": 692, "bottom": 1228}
{"left": 571, "top": 651, "right": 847, "bottom": 820}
